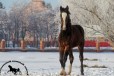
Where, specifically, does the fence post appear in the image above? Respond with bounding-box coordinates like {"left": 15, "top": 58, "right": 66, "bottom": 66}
{"left": 0, "top": 39, "right": 5, "bottom": 51}
{"left": 40, "top": 38, "right": 44, "bottom": 51}
{"left": 96, "top": 37, "right": 100, "bottom": 52}
{"left": 21, "top": 40, "right": 26, "bottom": 51}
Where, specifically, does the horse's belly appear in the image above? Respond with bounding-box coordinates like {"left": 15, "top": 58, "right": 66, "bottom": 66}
{"left": 71, "top": 39, "right": 79, "bottom": 47}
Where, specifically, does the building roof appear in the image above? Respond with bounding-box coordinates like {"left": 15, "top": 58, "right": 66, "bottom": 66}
{"left": 24, "top": 0, "right": 46, "bottom": 14}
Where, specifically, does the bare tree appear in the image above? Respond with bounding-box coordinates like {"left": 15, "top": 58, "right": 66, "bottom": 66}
{"left": 0, "top": 7, "right": 8, "bottom": 40}
{"left": 8, "top": 2, "right": 27, "bottom": 47}
{"left": 2, "top": 1, "right": 58, "bottom": 48}
{"left": 27, "top": 9, "right": 57, "bottom": 43}
{"left": 60, "top": 0, "right": 114, "bottom": 46}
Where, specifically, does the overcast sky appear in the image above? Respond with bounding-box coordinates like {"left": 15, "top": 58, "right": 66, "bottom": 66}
{"left": 1, "top": 0, "right": 60, "bottom": 11}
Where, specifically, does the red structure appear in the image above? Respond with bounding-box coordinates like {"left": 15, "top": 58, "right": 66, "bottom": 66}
{"left": 85, "top": 40, "right": 110, "bottom": 47}
{"left": 0, "top": 39, "right": 5, "bottom": 49}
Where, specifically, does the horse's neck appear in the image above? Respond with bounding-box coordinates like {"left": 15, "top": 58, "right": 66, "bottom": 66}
{"left": 61, "top": 21, "right": 72, "bottom": 36}
{"left": 67, "top": 16, "right": 71, "bottom": 26}
{"left": 66, "top": 17, "right": 71, "bottom": 31}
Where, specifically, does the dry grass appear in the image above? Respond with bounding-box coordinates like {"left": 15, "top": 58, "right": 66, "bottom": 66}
{"left": 83, "top": 64, "right": 89, "bottom": 67}
{"left": 83, "top": 58, "right": 98, "bottom": 61}
{"left": 83, "top": 64, "right": 107, "bottom": 68}
{"left": 91, "top": 65, "right": 107, "bottom": 68}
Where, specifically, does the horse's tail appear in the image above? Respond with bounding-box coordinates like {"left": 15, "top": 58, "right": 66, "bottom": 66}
{"left": 80, "top": 26, "right": 85, "bottom": 39}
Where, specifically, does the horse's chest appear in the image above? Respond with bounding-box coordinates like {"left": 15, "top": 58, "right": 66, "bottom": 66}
{"left": 60, "top": 37, "right": 70, "bottom": 43}
{"left": 59, "top": 36, "right": 71, "bottom": 45}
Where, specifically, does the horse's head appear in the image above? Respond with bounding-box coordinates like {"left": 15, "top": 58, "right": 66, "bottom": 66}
{"left": 8, "top": 65, "right": 12, "bottom": 68}
{"left": 60, "top": 6, "right": 70, "bottom": 31}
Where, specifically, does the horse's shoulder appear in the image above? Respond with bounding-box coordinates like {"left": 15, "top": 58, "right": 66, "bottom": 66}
{"left": 71, "top": 25, "right": 80, "bottom": 29}
{"left": 72, "top": 24, "right": 82, "bottom": 27}
{"left": 71, "top": 24, "right": 84, "bottom": 35}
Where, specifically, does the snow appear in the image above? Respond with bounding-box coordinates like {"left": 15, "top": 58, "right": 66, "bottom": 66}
{"left": 0, "top": 52, "right": 114, "bottom": 76}
{"left": 44, "top": 47, "right": 58, "bottom": 50}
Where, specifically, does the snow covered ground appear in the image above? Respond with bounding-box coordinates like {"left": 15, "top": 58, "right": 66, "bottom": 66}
{"left": 0, "top": 52, "right": 114, "bottom": 76}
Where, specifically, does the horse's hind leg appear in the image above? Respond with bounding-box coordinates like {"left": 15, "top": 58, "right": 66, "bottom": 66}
{"left": 78, "top": 42, "right": 84, "bottom": 75}
{"left": 68, "top": 50, "right": 74, "bottom": 75}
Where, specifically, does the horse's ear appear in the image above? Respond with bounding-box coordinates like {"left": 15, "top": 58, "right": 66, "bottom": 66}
{"left": 66, "top": 5, "right": 69, "bottom": 10}
{"left": 66, "top": 5, "right": 70, "bottom": 14}
{"left": 60, "top": 6, "right": 62, "bottom": 12}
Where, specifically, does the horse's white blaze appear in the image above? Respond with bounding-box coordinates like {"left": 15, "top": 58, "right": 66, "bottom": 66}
{"left": 61, "top": 12, "right": 67, "bottom": 30}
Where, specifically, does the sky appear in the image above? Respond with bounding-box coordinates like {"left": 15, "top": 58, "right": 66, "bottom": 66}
{"left": 0, "top": 0, "right": 60, "bottom": 12}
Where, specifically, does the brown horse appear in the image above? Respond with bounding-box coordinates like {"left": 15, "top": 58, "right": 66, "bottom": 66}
{"left": 58, "top": 6, "right": 85, "bottom": 75}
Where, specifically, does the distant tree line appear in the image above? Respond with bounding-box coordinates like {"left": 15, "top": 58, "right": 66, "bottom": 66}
{"left": 0, "top": 1, "right": 59, "bottom": 47}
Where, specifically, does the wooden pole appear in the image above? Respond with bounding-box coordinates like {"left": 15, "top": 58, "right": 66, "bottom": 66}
{"left": 0, "top": 39, "right": 5, "bottom": 51}
{"left": 96, "top": 37, "right": 100, "bottom": 52}
{"left": 40, "top": 38, "right": 44, "bottom": 51}
{"left": 21, "top": 40, "right": 26, "bottom": 51}
{"left": 1, "top": 39, "right": 5, "bottom": 49}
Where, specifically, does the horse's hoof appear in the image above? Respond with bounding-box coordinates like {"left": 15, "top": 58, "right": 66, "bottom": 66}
{"left": 60, "top": 72, "right": 63, "bottom": 75}
{"left": 81, "top": 73, "right": 84, "bottom": 76}
{"left": 67, "top": 72, "right": 71, "bottom": 75}
{"left": 60, "top": 71, "right": 66, "bottom": 75}
{"left": 60, "top": 72, "right": 66, "bottom": 75}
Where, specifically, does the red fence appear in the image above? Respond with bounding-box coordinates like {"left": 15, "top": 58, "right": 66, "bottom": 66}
{"left": 85, "top": 40, "right": 110, "bottom": 47}
{"left": 0, "top": 39, "right": 112, "bottom": 52}
{"left": 99, "top": 42, "right": 110, "bottom": 47}
{"left": 85, "top": 41, "right": 96, "bottom": 47}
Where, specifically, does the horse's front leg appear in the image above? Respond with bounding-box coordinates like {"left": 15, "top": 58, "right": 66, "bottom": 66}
{"left": 59, "top": 47, "right": 66, "bottom": 75}
{"left": 59, "top": 47, "right": 69, "bottom": 75}
{"left": 68, "top": 50, "right": 74, "bottom": 75}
